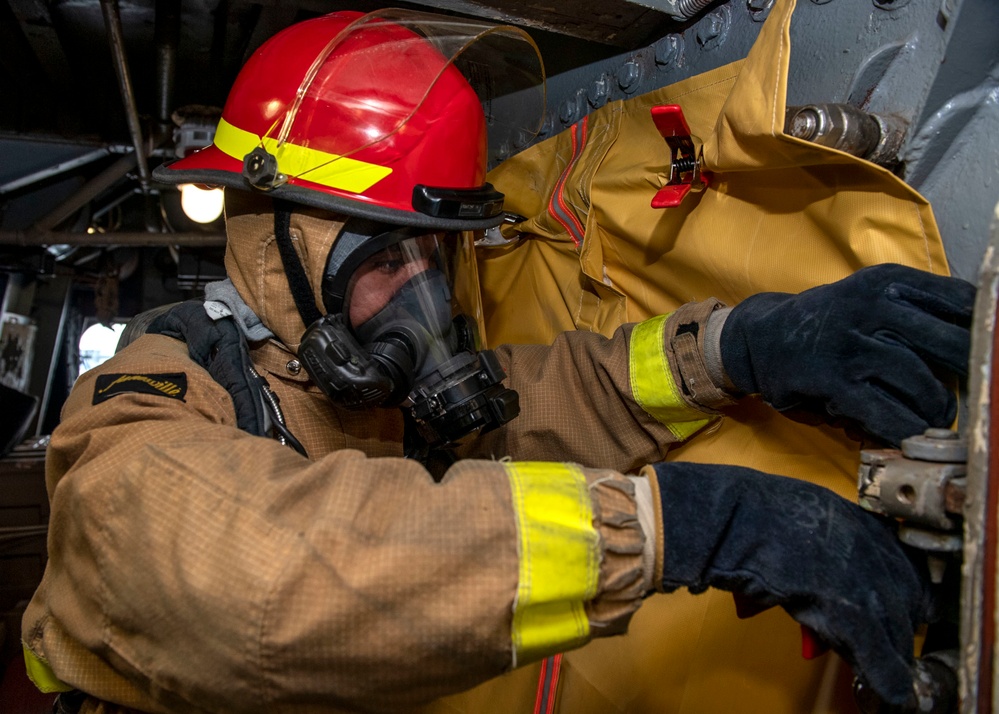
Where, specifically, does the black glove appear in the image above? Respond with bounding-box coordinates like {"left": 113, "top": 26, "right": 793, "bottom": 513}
{"left": 719, "top": 263, "right": 975, "bottom": 445}
{"left": 654, "top": 461, "right": 936, "bottom": 708}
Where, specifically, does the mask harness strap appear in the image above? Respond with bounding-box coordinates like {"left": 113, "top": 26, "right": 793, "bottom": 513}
{"left": 273, "top": 200, "right": 322, "bottom": 329}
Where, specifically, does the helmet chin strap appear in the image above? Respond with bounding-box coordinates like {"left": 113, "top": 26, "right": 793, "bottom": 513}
{"left": 273, "top": 200, "right": 323, "bottom": 330}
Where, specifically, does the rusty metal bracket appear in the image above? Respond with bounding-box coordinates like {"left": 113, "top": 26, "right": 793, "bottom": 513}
{"left": 859, "top": 428, "right": 967, "bottom": 528}
{"left": 856, "top": 428, "right": 968, "bottom": 712}
{"left": 858, "top": 451, "right": 966, "bottom": 532}
{"left": 858, "top": 428, "right": 968, "bottom": 587}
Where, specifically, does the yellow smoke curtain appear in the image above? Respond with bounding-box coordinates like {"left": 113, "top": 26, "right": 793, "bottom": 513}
{"left": 420, "top": 0, "right": 948, "bottom": 712}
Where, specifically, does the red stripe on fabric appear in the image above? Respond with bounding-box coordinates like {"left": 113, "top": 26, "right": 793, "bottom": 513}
{"left": 533, "top": 654, "right": 564, "bottom": 714}
{"left": 555, "top": 121, "right": 587, "bottom": 244}
{"left": 546, "top": 654, "right": 563, "bottom": 714}
{"left": 532, "top": 657, "right": 549, "bottom": 714}
{"left": 547, "top": 117, "right": 588, "bottom": 248}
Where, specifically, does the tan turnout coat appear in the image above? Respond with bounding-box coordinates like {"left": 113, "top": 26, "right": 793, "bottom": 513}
{"left": 21, "top": 193, "right": 721, "bottom": 714}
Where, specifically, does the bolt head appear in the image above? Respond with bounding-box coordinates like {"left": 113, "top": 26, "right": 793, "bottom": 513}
{"left": 558, "top": 97, "right": 579, "bottom": 124}
{"left": 617, "top": 61, "right": 643, "bottom": 93}
{"left": 654, "top": 34, "right": 683, "bottom": 68}
{"left": 587, "top": 74, "right": 611, "bottom": 108}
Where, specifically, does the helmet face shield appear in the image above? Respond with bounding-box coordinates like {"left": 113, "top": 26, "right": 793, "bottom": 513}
{"left": 156, "top": 9, "right": 545, "bottom": 229}
{"left": 273, "top": 10, "right": 546, "bottom": 174}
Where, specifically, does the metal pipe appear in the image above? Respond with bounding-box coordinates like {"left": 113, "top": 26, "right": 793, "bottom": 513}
{"left": 784, "top": 103, "right": 906, "bottom": 167}
{"left": 785, "top": 104, "right": 882, "bottom": 156}
{"left": 0, "top": 231, "right": 226, "bottom": 248}
{"left": 100, "top": 0, "right": 152, "bottom": 189}
{"left": 0, "top": 148, "right": 112, "bottom": 196}
{"left": 154, "top": 0, "right": 181, "bottom": 127}
{"left": 854, "top": 651, "right": 959, "bottom": 714}
{"left": 36, "top": 278, "right": 73, "bottom": 437}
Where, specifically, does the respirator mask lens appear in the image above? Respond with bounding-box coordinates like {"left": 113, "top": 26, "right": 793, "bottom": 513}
{"left": 346, "top": 232, "right": 473, "bottom": 381}
{"left": 345, "top": 230, "right": 518, "bottom": 450}
{"left": 300, "top": 225, "right": 518, "bottom": 454}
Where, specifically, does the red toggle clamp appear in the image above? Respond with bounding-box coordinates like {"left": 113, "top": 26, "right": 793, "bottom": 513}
{"left": 650, "top": 104, "right": 711, "bottom": 208}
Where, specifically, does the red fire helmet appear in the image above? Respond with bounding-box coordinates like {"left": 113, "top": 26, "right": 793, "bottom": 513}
{"left": 153, "top": 10, "right": 546, "bottom": 230}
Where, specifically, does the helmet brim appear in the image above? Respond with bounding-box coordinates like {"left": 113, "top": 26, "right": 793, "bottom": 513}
{"left": 153, "top": 150, "right": 506, "bottom": 232}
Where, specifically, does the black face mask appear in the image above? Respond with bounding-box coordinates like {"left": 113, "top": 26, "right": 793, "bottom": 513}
{"left": 295, "top": 218, "right": 520, "bottom": 457}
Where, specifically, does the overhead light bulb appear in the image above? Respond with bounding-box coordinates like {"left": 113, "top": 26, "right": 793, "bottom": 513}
{"left": 179, "top": 183, "right": 224, "bottom": 224}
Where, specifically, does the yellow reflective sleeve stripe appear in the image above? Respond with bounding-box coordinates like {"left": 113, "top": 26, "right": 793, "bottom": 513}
{"left": 505, "top": 461, "right": 599, "bottom": 667}
{"left": 630, "top": 314, "right": 712, "bottom": 440}
{"left": 213, "top": 118, "right": 392, "bottom": 193}
{"left": 23, "top": 646, "right": 73, "bottom": 693}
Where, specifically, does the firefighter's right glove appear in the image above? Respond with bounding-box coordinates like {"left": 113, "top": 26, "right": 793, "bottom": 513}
{"left": 653, "top": 461, "right": 935, "bottom": 709}
{"left": 717, "top": 263, "right": 975, "bottom": 446}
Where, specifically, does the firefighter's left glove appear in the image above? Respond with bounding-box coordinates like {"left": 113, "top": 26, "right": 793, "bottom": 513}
{"left": 653, "top": 461, "right": 936, "bottom": 709}
{"left": 717, "top": 263, "right": 975, "bottom": 446}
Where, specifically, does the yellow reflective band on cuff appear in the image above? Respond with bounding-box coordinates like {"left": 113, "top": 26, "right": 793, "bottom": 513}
{"left": 505, "top": 462, "right": 599, "bottom": 667}
{"left": 213, "top": 118, "right": 392, "bottom": 193}
{"left": 630, "top": 314, "right": 711, "bottom": 440}
{"left": 23, "top": 646, "right": 73, "bottom": 693}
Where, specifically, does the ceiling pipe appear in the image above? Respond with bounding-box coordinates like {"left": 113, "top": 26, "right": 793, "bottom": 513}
{"left": 0, "top": 148, "right": 112, "bottom": 196}
{"left": 100, "top": 0, "right": 152, "bottom": 191}
{"left": 0, "top": 231, "right": 226, "bottom": 248}
{"left": 155, "top": 0, "right": 182, "bottom": 128}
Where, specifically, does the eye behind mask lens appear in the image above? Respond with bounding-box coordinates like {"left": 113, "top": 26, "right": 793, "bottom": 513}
{"left": 353, "top": 269, "right": 452, "bottom": 336}
{"left": 352, "top": 268, "right": 455, "bottom": 375}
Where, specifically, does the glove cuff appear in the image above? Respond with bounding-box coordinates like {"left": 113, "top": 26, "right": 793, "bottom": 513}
{"left": 639, "top": 465, "right": 667, "bottom": 591}
{"left": 665, "top": 299, "right": 739, "bottom": 411}
{"left": 584, "top": 472, "right": 651, "bottom": 636}
{"left": 704, "top": 307, "right": 740, "bottom": 394}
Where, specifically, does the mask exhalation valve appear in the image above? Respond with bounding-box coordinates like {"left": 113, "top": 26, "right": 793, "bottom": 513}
{"left": 408, "top": 349, "right": 519, "bottom": 451}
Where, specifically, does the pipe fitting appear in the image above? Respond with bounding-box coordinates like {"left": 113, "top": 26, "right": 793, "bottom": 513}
{"left": 785, "top": 103, "right": 906, "bottom": 166}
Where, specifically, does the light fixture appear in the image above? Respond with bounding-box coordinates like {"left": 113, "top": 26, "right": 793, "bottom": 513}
{"left": 79, "top": 322, "right": 127, "bottom": 373}
{"left": 179, "top": 183, "right": 224, "bottom": 224}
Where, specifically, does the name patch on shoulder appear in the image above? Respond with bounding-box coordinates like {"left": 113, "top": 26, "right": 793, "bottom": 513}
{"left": 93, "top": 373, "right": 188, "bottom": 405}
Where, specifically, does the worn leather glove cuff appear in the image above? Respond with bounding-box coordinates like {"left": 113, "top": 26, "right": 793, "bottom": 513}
{"left": 664, "top": 299, "right": 739, "bottom": 411}
{"left": 584, "top": 472, "right": 651, "bottom": 637}
{"left": 703, "top": 307, "right": 738, "bottom": 394}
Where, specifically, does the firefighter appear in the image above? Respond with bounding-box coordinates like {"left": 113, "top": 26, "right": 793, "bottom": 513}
{"left": 23, "top": 10, "right": 972, "bottom": 714}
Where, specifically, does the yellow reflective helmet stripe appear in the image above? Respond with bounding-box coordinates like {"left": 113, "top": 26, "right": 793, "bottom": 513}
{"left": 630, "top": 314, "right": 712, "bottom": 440}
{"left": 23, "top": 646, "right": 73, "bottom": 693}
{"left": 213, "top": 117, "right": 393, "bottom": 193}
{"left": 505, "top": 462, "right": 599, "bottom": 667}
